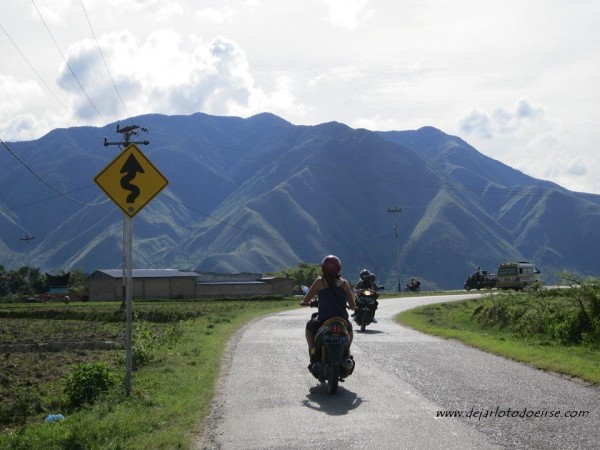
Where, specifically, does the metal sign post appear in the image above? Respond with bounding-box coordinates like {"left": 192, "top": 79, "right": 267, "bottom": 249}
{"left": 95, "top": 125, "right": 167, "bottom": 396}
{"left": 124, "top": 215, "right": 133, "bottom": 394}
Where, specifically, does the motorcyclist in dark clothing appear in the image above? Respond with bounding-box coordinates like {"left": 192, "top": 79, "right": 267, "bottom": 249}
{"left": 406, "top": 277, "right": 421, "bottom": 292}
{"left": 352, "top": 269, "right": 380, "bottom": 323}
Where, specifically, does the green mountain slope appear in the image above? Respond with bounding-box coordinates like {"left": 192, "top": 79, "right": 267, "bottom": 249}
{"left": 1, "top": 112, "right": 599, "bottom": 289}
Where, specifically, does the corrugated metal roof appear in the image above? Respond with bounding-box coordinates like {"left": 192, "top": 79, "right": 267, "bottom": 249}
{"left": 97, "top": 269, "right": 199, "bottom": 278}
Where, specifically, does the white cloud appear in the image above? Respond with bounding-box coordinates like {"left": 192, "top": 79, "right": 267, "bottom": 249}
{"left": 196, "top": 7, "right": 234, "bottom": 24}
{"left": 566, "top": 160, "right": 587, "bottom": 177}
{"left": 456, "top": 99, "right": 600, "bottom": 193}
{"left": 0, "top": 75, "right": 41, "bottom": 111}
{"left": 28, "top": 0, "right": 72, "bottom": 24}
{"left": 316, "top": 0, "right": 370, "bottom": 29}
{"left": 459, "top": 100, "right": 545, "bottom": 140}
{"left": 54, "top": 30, "right": 304, "bottom": 125}
{"left": 352, "top": 115, "right": 400, "bottom": 131}
{"left": 458, "top": 110, "right": 492, "bottom": 139}
{"left": 0, "top": 75, "right": 46, "bottom": 140}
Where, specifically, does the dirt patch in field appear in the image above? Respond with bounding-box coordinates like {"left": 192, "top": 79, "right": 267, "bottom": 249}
{"left": 0, "top": 318, "right": 125, "bottom": 426}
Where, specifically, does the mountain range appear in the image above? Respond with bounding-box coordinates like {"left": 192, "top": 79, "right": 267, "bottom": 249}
{"left": 2, "top": 112, "right": 599, "bottom": 290}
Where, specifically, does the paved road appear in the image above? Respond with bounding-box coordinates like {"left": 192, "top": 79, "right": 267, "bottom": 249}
{"left": 197, "top": 294, "right": 599, "bottom": 449}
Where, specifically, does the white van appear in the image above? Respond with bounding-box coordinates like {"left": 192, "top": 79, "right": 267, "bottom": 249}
{"left": 496, "top": 261, "right": 541, "bottom": 291}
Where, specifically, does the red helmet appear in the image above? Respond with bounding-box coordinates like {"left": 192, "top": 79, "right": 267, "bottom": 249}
{"left": 321, "top": 255, "right": 341, "bottom": 277}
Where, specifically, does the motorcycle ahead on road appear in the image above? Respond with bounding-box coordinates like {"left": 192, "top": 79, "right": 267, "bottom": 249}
{"left": 307, "top": 300, "right": 355, "bottom": 394}
{"left": 353, "top": 288, "right": 379, "bottom": 331}
{"left": 405, "top": 279, "right": 421, "bottom": 292}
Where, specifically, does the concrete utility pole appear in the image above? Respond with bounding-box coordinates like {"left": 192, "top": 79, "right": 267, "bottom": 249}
{"left": 104, "top": 124, "right": 149, "bottom": 397}
{"left": 387, "top": 207, "right": 402, "bottom": 292}
{"left": 19, "top": 234, "right": 34, "bottom": 289}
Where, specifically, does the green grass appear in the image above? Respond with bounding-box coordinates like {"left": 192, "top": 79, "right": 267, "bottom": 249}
{"left": 7, "top": 291, "right": 598, "bottom": 448}
{"left": 397, "top": 297, "right": 600, "bottom": 385}
{"left": 0, "top": 298, "right": 297, "bottom": 449}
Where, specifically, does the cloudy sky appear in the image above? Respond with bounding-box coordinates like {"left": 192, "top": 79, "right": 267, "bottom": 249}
{"left": 1, "top": 0, "right": 599, "bottom": 193}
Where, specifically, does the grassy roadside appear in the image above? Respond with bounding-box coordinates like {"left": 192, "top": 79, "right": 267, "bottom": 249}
{"left": 0, "top": 298, "right": 297, "bottom": 449}
{"left": 396, "top": 296, "right": 600, "bottom": 385}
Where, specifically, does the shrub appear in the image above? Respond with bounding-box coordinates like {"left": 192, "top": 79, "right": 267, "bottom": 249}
{"left": 64, "top": 362, "right": 119, "bottom": 409}
{"left": 473, "top": 275, "right": 600, "bottom": 347}
{"left": 130, "top": 316, "right": 183, "bottom": 369}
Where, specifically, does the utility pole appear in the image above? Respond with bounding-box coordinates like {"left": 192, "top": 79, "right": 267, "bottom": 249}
{"left": 104, "top": 124, "right": 149, "bottom": 397}
{"left": 19, "top": 234, "right": 34, "bottom": 289}
{"left": 387, "top": 207, "right": 402, "bottom": 292}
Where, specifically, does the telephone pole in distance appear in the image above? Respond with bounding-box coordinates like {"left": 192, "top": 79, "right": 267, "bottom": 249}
{"left": 387, "top": 207, "right": 402, "bottom": 292}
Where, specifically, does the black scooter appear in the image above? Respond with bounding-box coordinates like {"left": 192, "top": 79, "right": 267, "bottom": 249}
{"left": 354, "top": 288, "right": 379, "bottom": 331}
{"left": 307, "top": 300, "right": 355, "bottom": 394}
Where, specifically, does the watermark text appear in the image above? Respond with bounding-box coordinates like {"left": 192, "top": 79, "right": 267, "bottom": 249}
{"left": 436, "top": 406, "right": 590, "bottom": 420}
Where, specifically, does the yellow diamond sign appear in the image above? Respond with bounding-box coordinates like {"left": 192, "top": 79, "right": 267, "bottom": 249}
{"left": 94, "top": 144, "right": 168, "bottom": 217}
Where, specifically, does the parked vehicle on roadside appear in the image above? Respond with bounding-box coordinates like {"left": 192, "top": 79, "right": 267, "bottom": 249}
{"left": 496, "top": 261, "right": 541, "bottom": 291}
{"left": 464, "top": 270, "right": 497, "bottom": 291}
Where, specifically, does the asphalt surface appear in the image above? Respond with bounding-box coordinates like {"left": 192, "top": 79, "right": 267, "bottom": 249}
{"left": 197, "top": 294, "right": 599, "bottom": 449}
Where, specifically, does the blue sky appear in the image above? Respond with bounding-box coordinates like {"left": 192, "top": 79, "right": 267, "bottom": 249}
{"left": 1, "top": 0, "right": 599, "bottom": 193}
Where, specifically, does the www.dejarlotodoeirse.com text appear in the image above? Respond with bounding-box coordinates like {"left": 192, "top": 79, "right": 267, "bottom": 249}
{"left": 436, "top": 406, "right": 590, "bottom": 420}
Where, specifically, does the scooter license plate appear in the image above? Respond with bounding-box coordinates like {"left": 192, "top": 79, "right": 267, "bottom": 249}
{"left": 324, "top": 335, "right": 345, "bottom": 343}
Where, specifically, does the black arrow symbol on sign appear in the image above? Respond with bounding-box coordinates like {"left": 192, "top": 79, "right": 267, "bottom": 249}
{"left": 120, "top": 154, "right": 145, "bottom": 203}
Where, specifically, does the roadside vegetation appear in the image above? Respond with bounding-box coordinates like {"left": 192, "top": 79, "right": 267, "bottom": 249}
{"left": 0, "top": 265, "right": 87, "bottom": 300}
{"left": 397, "top": 273, "right": 600, "bottom": 384}
{"left": 268, "top": 262, "right": 321, "bottom": 292}
{"left": 0, "top": 297, "right": 297, "bottom": 449}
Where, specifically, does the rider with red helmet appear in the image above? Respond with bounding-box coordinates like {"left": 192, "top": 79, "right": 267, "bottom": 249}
{"left": 300, "top": 255, "right": 356, "bottom": 367}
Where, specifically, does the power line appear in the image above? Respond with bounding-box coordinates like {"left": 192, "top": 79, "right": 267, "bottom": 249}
{"left": 0, "top": 138, "right": 109, "bottom": 207}
{"left": 0, "top": 185, "right": 102, "bottom": 214}
{"left": 0, "top": 21, "right": 89, "bottom": 131}
{"left": 31, "top": 0, "right": 105, "bottom": 123}
{"left": 79, "top": 0, "right": 132, "bottom": 121}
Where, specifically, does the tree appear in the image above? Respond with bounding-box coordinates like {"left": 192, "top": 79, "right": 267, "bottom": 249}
{"left": 68, "top": 269, "right": 89, "bottom": 294}
{"left": 0, "top": 266, "right": 8, "bottom": 296}
{"left": 268, "top": 262, "right": 321, "bottom": 294}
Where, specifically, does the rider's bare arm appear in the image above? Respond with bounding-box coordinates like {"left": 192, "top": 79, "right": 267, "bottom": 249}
{"left": 343, "top": 280, "right": 356, "bottom": 310}
{"left": 300, "top": 278, "right": 321, "bottom": 306}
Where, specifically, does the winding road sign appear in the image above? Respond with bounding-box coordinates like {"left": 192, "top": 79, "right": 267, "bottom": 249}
{"left": 94, "top": 144, "right": 168, "bottom": 217}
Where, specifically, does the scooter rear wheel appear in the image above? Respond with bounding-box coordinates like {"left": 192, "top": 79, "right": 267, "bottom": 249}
{"left": 328, "top": 364, "right": 339, "bottom": 394}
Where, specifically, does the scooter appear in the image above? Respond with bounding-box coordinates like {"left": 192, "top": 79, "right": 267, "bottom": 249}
{"left": 307, "top": 300, "right": 355, "bottom": 394}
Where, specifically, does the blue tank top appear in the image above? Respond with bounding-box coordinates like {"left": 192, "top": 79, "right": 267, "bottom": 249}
{"left": 317, "top": 279, "right": 349, "bottom": 322}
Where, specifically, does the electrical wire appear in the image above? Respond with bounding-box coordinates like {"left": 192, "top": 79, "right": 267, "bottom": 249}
{"left": 79, "top": 0, "right": 132, "bottom": 122}
{"left": 31, "top": 0, "right": 105, "bottom": 123}
{"left": 0, "top": 21, "right": 89, "bottom": 131}
{"left": 0, "top": 138, "right": 109, "bottom": 206}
